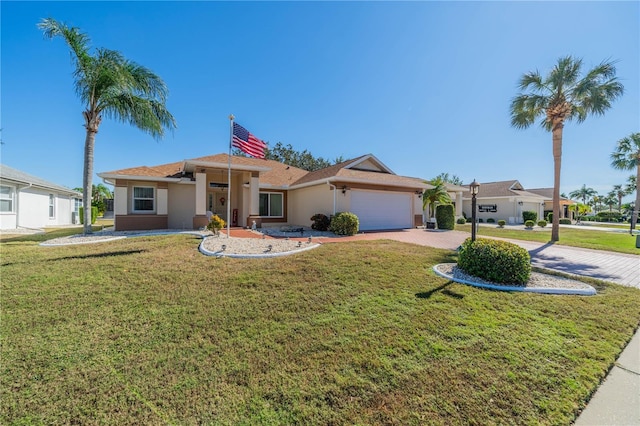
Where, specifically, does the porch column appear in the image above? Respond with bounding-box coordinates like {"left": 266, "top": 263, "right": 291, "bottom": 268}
{"left": 246, "top": 174, "right": 261, "bottom": 228}
{"left": 193, "top": 172, "right": 208, "bottom": 229}
{"left": 455, "top": 192, "right": 463, "bottom": 217}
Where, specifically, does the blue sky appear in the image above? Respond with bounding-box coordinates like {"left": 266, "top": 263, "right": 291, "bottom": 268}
{"left": 2, "top": 1, "right": 638, "bottom": 201}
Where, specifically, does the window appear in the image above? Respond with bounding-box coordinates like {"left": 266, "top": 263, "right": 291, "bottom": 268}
{"left": 49, "top": 194, "right": 55, "bottom": 218}
{"left": 0, "top": 185, "right": 15, "bottom": 213}
{"left": 74, "top": 198, "right": 82, "bottom": 213}
{"left": 133, "top": 186, "right": 155, "bottom": 212}
{"left": 259, "top": 192, "right": 283, "bottom": 217}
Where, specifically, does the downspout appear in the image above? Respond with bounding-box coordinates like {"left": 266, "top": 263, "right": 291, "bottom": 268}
{"left": 326, "top": 181, "right": 337, "bottom": 215}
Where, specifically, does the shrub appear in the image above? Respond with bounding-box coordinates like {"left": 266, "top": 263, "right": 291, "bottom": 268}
{"left": 207, "top": 214, "right": 226, "bottom": 235}
{"left": 486, "top": 218, "right": 495, "bottom": 223}
{"left": 497, "top": 220, "right": 506, "bottom": 228}
{"left": 596, "top": 211, "right": 622, "bottom": 222}
{"left": 458, "top": 238, "right": 531, "bottom": 285}
{"left": 546, "top": 212, "right": 553, "bottom": 222}
{"left": 310, "top": 213, "right": 330, "bottom": 231}
{"left": 537, "top": 220, "right": 547, "bottom": 228}
{"left": 456, "top": 217, "right": 466, "bottom": 224}
{"left": 522, "top": 210, "right": 537, "bottom": 222}
{"left": 524, "top": 220, "right": 535, "bottom": 228}
{"left": 435, "top": 204, "right": 455, "bottom": 230}
{"left": 559, "top": 218, "right": 572, "bottom": 225}
{"left": 478, "top": 218, "right": 484, "bottom": 223}
{"left": 329, "top": 212, "right": 359, "bottom": 236}
{"left": 79, "top": 206, "right": 98, "bottom": 224}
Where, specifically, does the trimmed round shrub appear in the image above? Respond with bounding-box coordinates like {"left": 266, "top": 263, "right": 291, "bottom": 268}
{"left": 435, "top": 204, "right": 455, "bottom": 230}
{"left": 546, "top": 212, "right": 553, "bottom": 222}
{"left": 497, "top": 219, "right": 506, "bottom": 228}
{"left": 559, "top": 218, "right": 572, "bottom": 225}
{"left": 522, "top": 210, "right": 537, "bottom": 222}
{"left": 79, "top": 206, "right": 98, "bottom": 225}
{"left": 458, "top": 238, "right": 531, "bottom": 285}
{"left": 456, "top": 217, "right": 467, "bottom": 224}
{"left": 310, "top": 213, "right": 330, "bottom": 231}
{"left": 524, "top": 220, "right": 535, "bottom": 228}
{"left": 537, "top": 220, "right": 547, "bottom": 228}
{"left": 486, "top": 218, "right": 495, "bottom": 223}
{"left": 478, "top": 218, "right": 484, "bottom": 223}
{"left": 329, "top": 212, "right": 359, "bottom": 236}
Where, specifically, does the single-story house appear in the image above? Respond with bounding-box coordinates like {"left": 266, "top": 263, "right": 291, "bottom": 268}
{"left": 461, "top": 180, "right": 566, "bottom": 224}
{"left": 98, "top": 153, "right": 438, "bottom": 232}
{"left": 526, "top": 188, "right": 576, "bottom": 219}
{"left": 0, "top": 164, "right": 83, "bottom": 230}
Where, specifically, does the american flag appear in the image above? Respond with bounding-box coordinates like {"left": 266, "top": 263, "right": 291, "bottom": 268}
{"left": 232, "top": 123, "right": 267, "bottom": 159}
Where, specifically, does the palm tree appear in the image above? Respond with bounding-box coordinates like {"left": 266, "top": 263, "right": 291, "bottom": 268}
{"left": 39, "top": 18, "right": 176, "bottom": 233}
{"left": 422, "top": 177, "right": 452, "bottom": 222}
{"left": 569, "top": 184, "right": 597, "bottom": 206}
{"left": 611, "top": 132, "right": 640, "bottom": 230}
{"left": 611, "top": 184, "right": 629, "bottom": 211}
{"left": 510, "top": 56, "right": 623, "bottom": 241}
{"left": 604, "top": 192, "right": 617, "bottom": 212}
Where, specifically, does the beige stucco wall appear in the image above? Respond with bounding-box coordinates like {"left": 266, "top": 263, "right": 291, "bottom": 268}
{"left": 168, "top": 183, "right": 196, "bottom": 229}
{"left": 288, "top": 184, "right": 339, "bottom": 227}
{"left": 462, "top": 197, "right": 545, "bottom": 224}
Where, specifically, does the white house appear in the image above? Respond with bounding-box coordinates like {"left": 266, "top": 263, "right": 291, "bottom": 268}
{"left": 461, "top": 180, "right": 548, "bottom": 224}
{"left": 98, "top": 153, "right": 435, "bottom": 232}
{"left": 0, "top": 164, "right": 82, "bottom": 230}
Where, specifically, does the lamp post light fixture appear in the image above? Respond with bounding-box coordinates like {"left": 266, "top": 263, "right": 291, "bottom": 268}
{"left": 470, "top": 179, "right": 480, "bottom": 241}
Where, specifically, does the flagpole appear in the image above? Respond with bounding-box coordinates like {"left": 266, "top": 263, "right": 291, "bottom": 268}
{"left": 227, "top": 114, "right": 234, "bottom": 238}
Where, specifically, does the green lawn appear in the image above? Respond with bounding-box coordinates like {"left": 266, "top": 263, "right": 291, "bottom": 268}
{"left": 2, "top": 234, "right": 639, "bottom": 424}
{"left": 455, "top": 224, "right": 639, "bottom": 255}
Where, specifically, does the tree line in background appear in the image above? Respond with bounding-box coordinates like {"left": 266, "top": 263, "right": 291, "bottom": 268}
{"left": 73, "top": 183, "right": 113, "bottom": 215}
{"left": 234, "top": 142, "right": 344, "bottom": 172}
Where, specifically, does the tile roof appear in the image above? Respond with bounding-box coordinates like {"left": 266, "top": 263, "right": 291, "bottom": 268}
{"left": 0, "top": 164, "right": 82, "bottom": 196}
{"left": 99, "top": 153, "right": 428, "bottom": 189}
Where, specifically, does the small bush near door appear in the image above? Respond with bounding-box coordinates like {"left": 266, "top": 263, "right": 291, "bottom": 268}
{"left": 435, "top": 204, "right": 455, "bottom": 230}
{"left": 329, "top": 212, "right": 359, "bottom": 236}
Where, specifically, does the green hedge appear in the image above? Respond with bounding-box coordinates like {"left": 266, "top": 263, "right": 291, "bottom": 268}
{"left": 522, "top": 210, "right": 537, "bottom": 222}
{"left": 329, "top": 212, "right": 359, "bottom": 236}
{"left": 79, "top": 206, "right": 98, "bottom": 224}
{"left": 458, "top": 238, "right": 531, "bottom": 285}
{"left": 435, "top": 204, "right": 455, "bottom": 230}
{"left": 596, "top": 211, "right": 622, "bottom": 222}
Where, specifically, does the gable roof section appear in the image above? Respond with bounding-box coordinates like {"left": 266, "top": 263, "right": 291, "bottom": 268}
{"left": 464, "top": 180, "right": 545, "bottom": 199}
{"left": 0, "top": 164, "right": 82, "bottom": 196}
{"left": 290, "top": 154, "right": 428, "bottom": 189}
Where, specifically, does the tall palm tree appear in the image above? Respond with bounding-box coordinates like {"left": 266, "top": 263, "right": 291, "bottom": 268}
{"left": 510, "top": 56, "right": 623, "bottom": 241}
{"left": 39, "top": 18, "right": 177, "bottom": 233}
{"left": 422, "top": 177, "right": 452, "bottom": 222}
{"left": 611, "top": 132, "right": 640, "bottom": 230}
{"left": 611, "top": 184, "right": 629, "bottom": 212}
{"left": 569, "top": 184, "right": 597, "bottom": 206}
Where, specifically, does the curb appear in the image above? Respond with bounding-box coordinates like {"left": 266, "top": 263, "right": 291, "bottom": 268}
{"left": 433, "top": 263, "right": 597, "bottom": 296}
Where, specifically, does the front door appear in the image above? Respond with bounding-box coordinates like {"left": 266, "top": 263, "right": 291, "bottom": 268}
{"left": 208, "top": 191, "right": 228, "bottom": 222}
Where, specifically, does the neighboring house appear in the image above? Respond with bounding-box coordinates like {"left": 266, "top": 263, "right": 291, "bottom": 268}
{"left": 0, "top": 164, "right": 82, "bottom": 230}
{"left": 461, "top": 180, "right": 554, "bottom": 224}
{"left": 526, "top": 188, "right": 576, "bottom": 220}
{"left": 97, "top": 153, "right": 433, "bottom": 232}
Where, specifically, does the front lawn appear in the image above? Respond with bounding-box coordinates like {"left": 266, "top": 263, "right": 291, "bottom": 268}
{"left": 456, "top": 224, "right": 639, "bottom": 255}
{"left": 2, "top": 235, "right": 639, "bottom": 424}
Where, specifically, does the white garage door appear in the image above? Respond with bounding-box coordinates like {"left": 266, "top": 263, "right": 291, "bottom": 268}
{"left": 350, "top": 190, "right": 412, "bottom": 231}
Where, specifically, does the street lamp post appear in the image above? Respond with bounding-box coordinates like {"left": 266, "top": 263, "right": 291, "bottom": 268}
{"left": 470, "top": 179, "right": 480, "bottom": 242}
{"left": 630, "top": 202, "right": 635, "bottom": 236}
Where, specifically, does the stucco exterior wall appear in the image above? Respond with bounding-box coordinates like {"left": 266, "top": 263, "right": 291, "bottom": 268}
{"left": 462, "top": 197, "right": 545, "bottom": 224}
{"left": 13, "top": 187, "right": 77, "bottom": 229}
{"left": 168, "top": 183, "right": 196, "bottom": 229}
{"left": 287, "top": 184, "right": 338, "bottom": 227}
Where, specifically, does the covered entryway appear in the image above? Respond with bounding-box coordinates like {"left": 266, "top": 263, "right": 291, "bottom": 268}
{"left": 350, "top": 190, "right": 412, "bottom": 231}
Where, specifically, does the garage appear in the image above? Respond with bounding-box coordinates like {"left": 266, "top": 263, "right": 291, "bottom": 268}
{"left": 350, "top": 190, "right": 413, "bottom": 231}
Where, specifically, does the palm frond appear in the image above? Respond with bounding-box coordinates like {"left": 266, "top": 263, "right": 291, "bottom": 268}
{"left": 102, "top": 94, "right": 176, "bottom": 139}
{"left": 38, "top": 18, "right": 93, "bottom": 81}
{"left": 611, "top": 133, "right": 640, "bottom": 171}
{"left": 510, "top": 94, "right": 546, "bottom": 129}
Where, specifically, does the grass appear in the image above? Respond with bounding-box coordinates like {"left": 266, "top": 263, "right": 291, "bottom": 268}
{"left": 2, "top": 234, "right": 639, "bottom": 424}
{"left": 455, "top": 224, "right": 639, "bottom": 255}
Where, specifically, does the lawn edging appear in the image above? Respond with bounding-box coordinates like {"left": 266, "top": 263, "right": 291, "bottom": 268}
{"left": 433, "top": 263, "right": 597, "bottom": 296}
